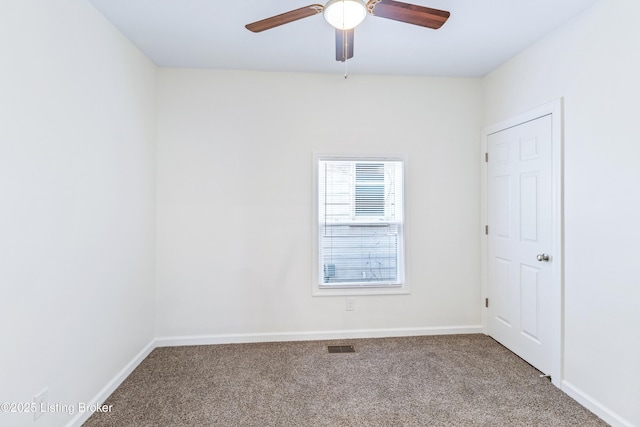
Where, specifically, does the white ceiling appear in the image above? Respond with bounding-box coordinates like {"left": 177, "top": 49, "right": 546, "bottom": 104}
{"left": 87, "top": 0, "right": 600, "bottom": 77}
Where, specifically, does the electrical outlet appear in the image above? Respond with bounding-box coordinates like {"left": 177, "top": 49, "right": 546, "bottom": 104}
{"left": 346, "top": 298, "right": 355, "bottom": 311}
{"left": 34, "top": 388, "right": 48, "bottom": 420}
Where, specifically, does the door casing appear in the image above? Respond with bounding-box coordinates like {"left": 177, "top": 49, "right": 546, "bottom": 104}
{"left": 481, "top": 99, "right": 563, "bottom": 387}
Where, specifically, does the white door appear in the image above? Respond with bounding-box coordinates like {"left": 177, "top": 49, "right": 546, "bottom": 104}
{"left": 487, "top": 114, "right": 554, "bottom": 376}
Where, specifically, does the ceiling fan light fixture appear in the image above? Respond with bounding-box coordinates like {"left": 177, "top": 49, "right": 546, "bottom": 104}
{"left": 324, "top": 0, "right": 367, "bottom": 30}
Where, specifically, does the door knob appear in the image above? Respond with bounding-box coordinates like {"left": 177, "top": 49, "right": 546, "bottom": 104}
{"left": 536, "top": 253, "right": 550, "bottom": 262}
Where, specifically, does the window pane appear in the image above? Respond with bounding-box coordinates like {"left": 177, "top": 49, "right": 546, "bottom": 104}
{"left": 321, "top": 224, "right": 399, "bottom": 284}
{"left": 317, "top": 157, "right": 404, "bottom": 288}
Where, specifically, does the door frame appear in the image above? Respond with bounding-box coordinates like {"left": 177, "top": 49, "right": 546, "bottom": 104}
{"left": 480, "top": 99, "right": 564, "bottom": 387}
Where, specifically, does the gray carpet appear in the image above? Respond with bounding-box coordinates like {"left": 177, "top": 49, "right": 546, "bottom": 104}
{"left": 84, "top": 334, "right": 606, "bottom": 426}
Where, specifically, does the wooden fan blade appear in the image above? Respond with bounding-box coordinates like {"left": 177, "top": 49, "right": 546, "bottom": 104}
{"left": 336, "top": 29, "right": 354, "bottom": 62}
{"left": 368, "top": 0, "right": 450, "bottom": 29}
{"left": 245, "top": 5, "right": 323, "bottom": 33}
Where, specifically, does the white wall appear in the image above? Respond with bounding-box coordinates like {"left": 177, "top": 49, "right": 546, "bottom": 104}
{"left": 7, "top": 0, "right": 635, "bottom": 425}
{"left": 0, "top": 1, "right": 157, "bottom": 426}
{"left": 483, "top": 0, "right": 640, "bottom": 425}
{"left": 156, "top": 69, "right": 483, "bottom": 341}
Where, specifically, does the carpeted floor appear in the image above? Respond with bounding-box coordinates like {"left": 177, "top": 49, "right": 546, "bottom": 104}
{"left": 84, "top": 334, "right": 607, "bottom": 426}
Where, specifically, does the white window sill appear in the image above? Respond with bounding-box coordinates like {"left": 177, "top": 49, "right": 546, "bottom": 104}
{"left": 312, "top": 285, "right": 409, "bottom": 297}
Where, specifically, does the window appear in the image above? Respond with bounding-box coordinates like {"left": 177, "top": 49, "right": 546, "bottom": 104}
{"left": 315, "top": 156, "right": 405, "bottom": 294}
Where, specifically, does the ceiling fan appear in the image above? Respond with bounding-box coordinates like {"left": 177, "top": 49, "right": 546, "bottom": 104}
{"left": 245, "top": 0, "right": 450, "bottom": 62}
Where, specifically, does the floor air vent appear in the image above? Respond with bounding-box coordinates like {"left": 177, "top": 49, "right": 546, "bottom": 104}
{"left": 327, "top": 344, "right": 356, "bottom": 354}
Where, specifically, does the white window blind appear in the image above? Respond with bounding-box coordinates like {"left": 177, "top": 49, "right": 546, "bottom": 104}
{"left": 318, "top": 158, "right": 404, "bottom": 287}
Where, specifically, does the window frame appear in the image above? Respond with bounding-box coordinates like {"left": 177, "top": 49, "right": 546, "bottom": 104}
{"left": 312, "top": 152, "right": 409, "bottom": 296}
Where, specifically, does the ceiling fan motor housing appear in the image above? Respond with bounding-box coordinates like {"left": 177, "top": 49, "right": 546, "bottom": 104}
{"left": 324, "top": 0, "right": 368, "bottom": 30}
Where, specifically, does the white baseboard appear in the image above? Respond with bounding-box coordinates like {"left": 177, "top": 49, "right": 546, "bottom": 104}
{"left": 66, "top": 339, "right": 156, "bottom": 427}
{"left": 155, "top": 325, "right": 483, "bottom": 347}
{"left": 562, "top": 380, "right": 635, "bottom": 427}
